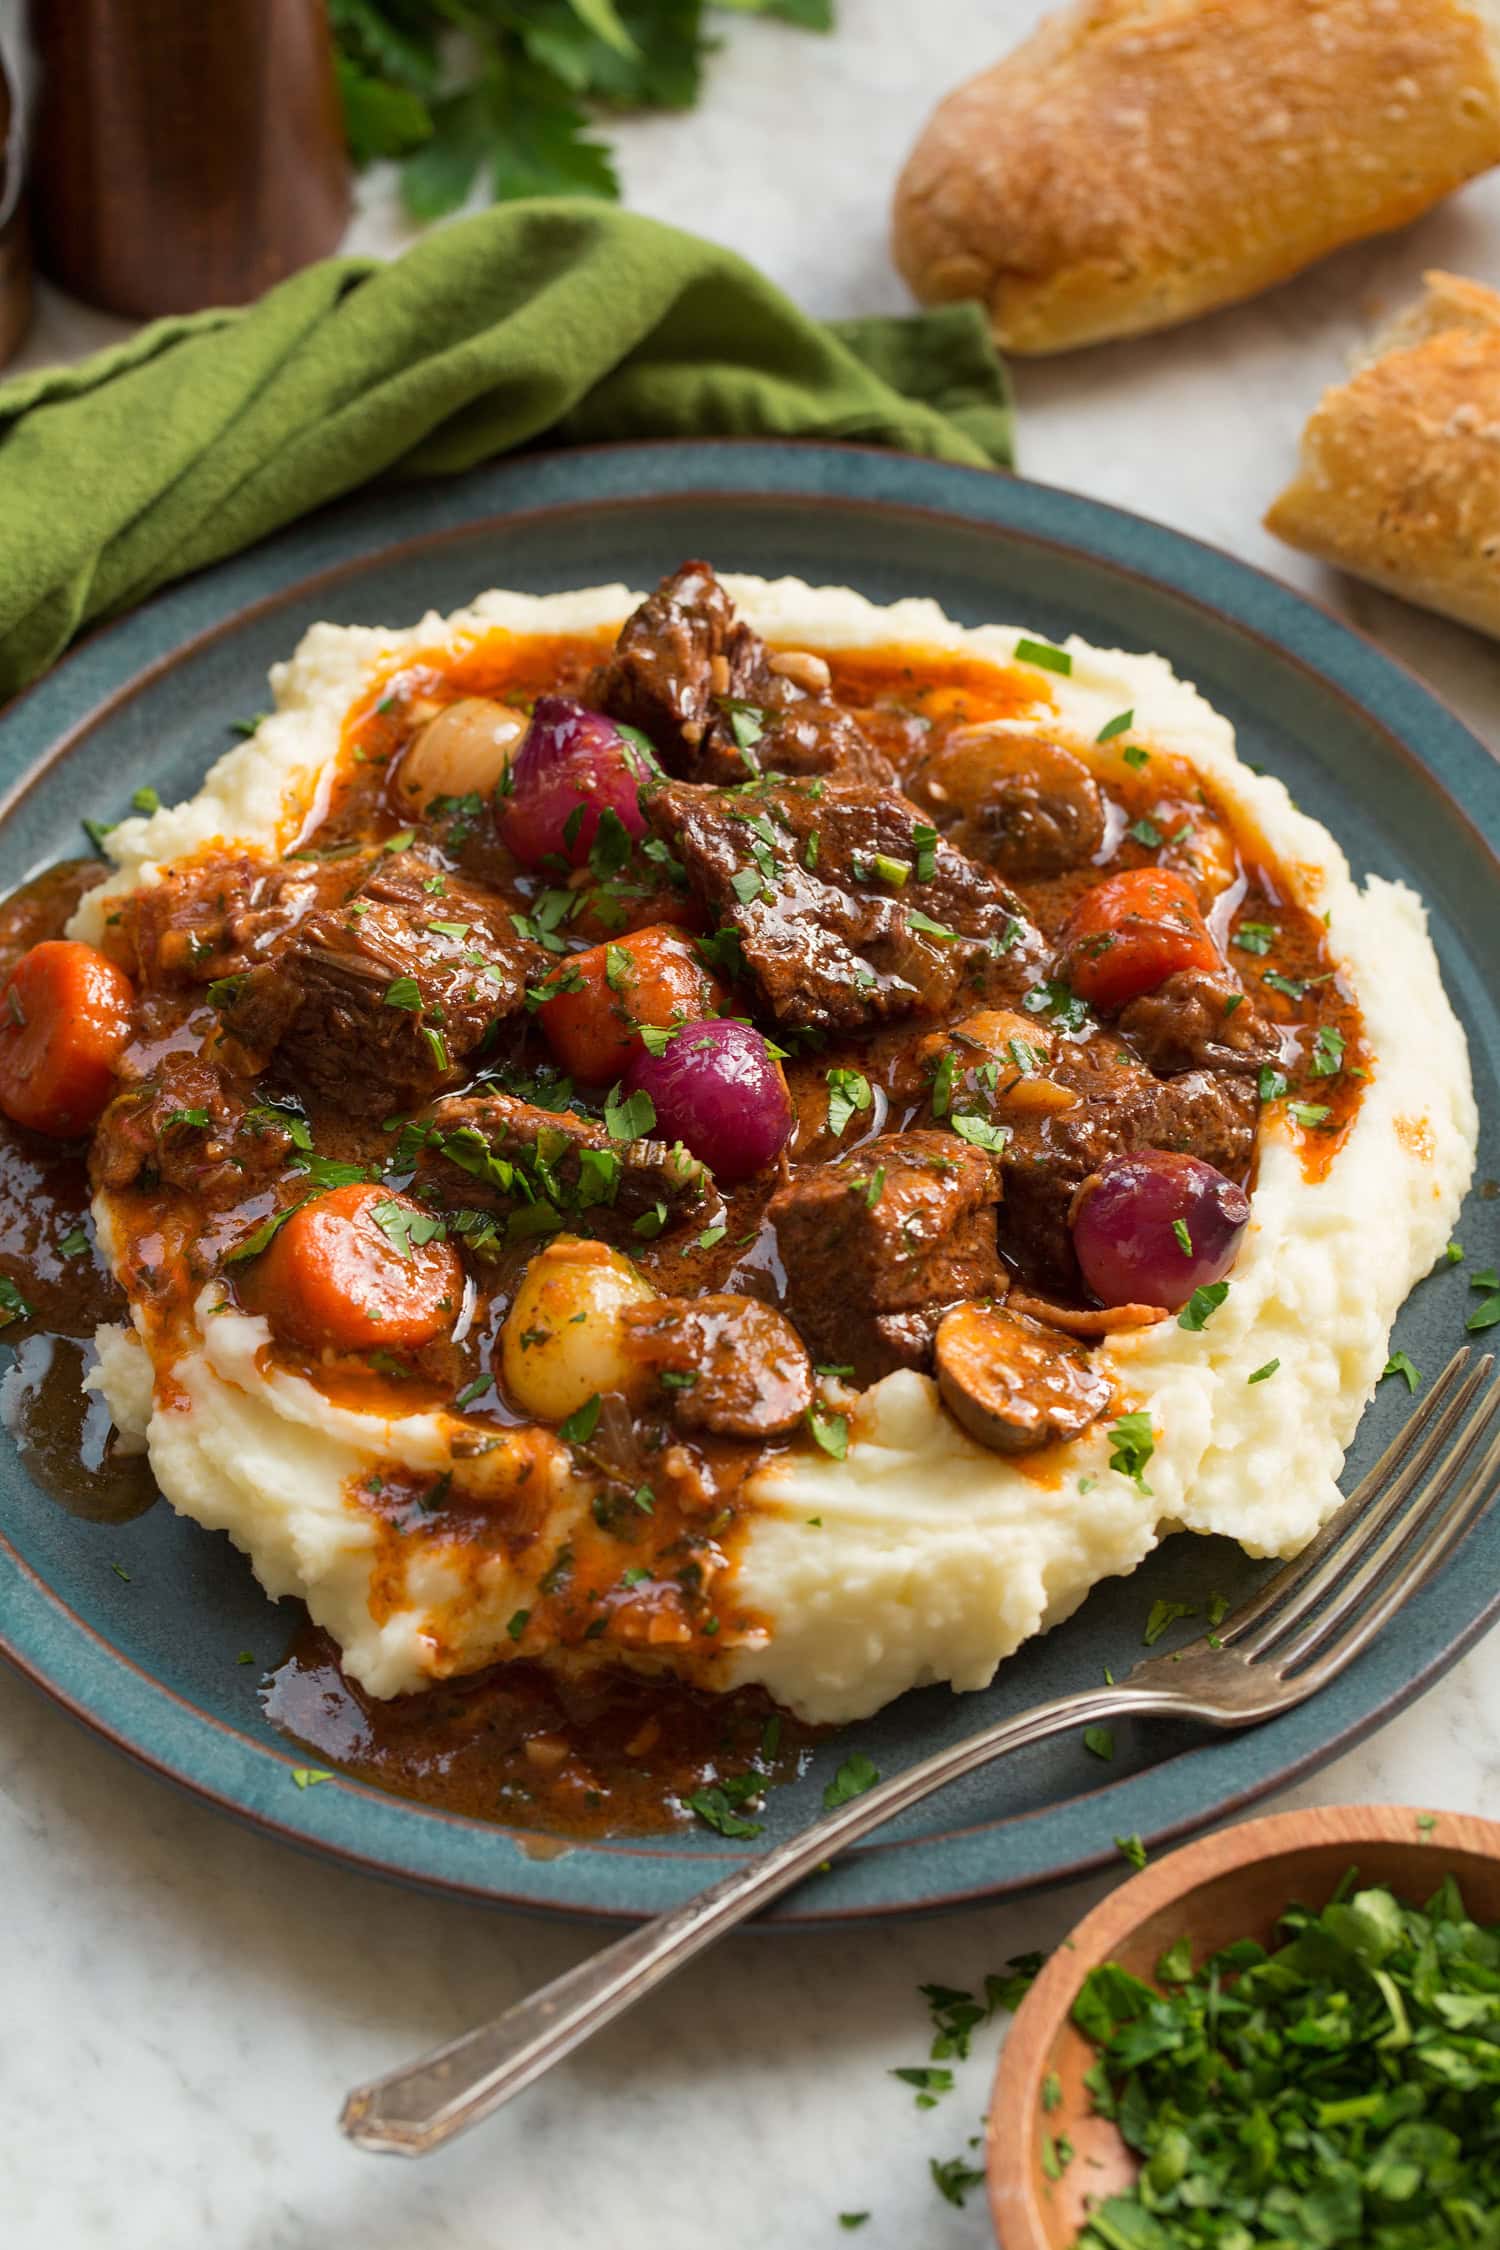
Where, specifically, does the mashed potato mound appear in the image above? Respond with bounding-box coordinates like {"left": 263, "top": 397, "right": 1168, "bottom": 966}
{"left": 78, "top": 580, "right": 1476, "bottom": 1723}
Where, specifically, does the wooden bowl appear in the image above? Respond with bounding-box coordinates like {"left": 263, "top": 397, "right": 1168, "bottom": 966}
{"left": 988, "top": 1805, "right": 1500, "bottom": 2248}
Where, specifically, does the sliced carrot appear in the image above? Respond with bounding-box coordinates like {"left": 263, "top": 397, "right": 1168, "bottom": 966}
{"left": 1060, "top": 868, "right": 1220, "bottom": 1013}
{"left": 249, "top": 1183, "right": 463, "bottom": 1355}
{"left": 537, "top": 923, "right": 723, "bottom": 1086}
{"left": 0, "top": 940, "right": 134, "bottom": 1137}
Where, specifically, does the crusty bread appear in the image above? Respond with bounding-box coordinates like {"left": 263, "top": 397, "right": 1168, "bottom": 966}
{"left": 893, "top": 0, "right": 1500, "bottom": 355}
{"left": 1266, "top": 271, "right": 1500, "bottom": 641}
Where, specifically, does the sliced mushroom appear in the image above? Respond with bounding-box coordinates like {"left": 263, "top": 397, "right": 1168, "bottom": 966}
{"left": 910, "top": 724, "right": 1106, "bottom": 878}
{"left": 935, "top": 1300, "right": 1110, "bottom": 1454}
{"left": 621, "top": 1293, "right": 813, "bottom": 1439}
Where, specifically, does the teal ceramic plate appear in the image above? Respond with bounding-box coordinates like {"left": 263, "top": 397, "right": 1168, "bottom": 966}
{"left": 1, "top": 443, "right": 1496, "bottom": 1925}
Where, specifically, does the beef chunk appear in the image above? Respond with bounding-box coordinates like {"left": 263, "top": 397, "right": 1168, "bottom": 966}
{"left": 90, "top": 1054, "right": 297, "bottom": 1210}
{"left": 222, "top": 850, "right": 539, "bottom": 1119}
{"left": 419, "top": 1091, "right": 709, "bottom": 1246}
{"left": 1118, "top": 970, "right": 1284, "bottom": 1077}
{"left": 117, "top": 852, "right": 323, "bottom": 991}
{"left": 649, "top": 778, "right": 1044, "bottom": 1034}
{"left": 999, "top": 1034, "right": 1258, "bottom": 1292}
{"left": 620, "top": 1295, "right": 812, "bottom": 1437}
{"left": 767, "top": 1130, "right": 1004, "bottom": 1384}
{"left": 598, "top": 561, "right": 891, "bottom": 786}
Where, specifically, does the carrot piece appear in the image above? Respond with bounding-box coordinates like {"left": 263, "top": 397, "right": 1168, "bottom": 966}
{"left": 249, "top": 1183, "right": 463, "bottom": 1355}
{"left": 537, "top": 923, "right": 723, "bottom": 1085}
{"left": 0, "top": 940, "right": 134, "bottom": 1138}
{"left": 1060, "top": 868, "right": 1220, "bottom": 1013}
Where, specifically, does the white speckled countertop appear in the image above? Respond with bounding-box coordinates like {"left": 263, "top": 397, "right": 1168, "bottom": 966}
{"left": 4, "top": 7, "right": 1499, "bottom": 2245}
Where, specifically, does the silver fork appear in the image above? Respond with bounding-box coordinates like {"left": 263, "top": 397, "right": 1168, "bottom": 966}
{"left": 342, "top": 1344, "right": 1500, "bottom": 2158}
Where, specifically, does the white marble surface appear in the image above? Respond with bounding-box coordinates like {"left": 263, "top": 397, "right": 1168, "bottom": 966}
{"left": 4, "top": 6, "right": 1500, "bottom": 2246}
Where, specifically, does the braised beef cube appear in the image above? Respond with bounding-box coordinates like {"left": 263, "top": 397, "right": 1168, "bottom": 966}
{"left": 1119, "top": 969, "right": 1284, "bottom": 1077}
{"left": 650, "top": 778, "right": 1043, "bottom": 1033}
{"left": 999, "top": 1035, "right": 1258, "bottom": 1293}
{"left": 118, "top": 851, "right": 323, "bottom": 990}
{"left": 620, "top": 1295, "right": 812, "bottom": 1438}
{"left": 222, "top": 851, "right": 538, "bottom": 1118}
{"left": 767, "top": 1130, "right": 1004, "bottom": 1384}
{"left": 90, "top": 1053, "right": 298, "bottom": 1209}
{"left": 599, "top": 561, "right": 891, "bottom": 786}
{"left": 420, "top": 1092, "right": 709, "bottom": 1246}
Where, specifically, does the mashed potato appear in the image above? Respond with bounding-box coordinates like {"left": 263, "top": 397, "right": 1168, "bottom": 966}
{"left": 78, "top": 580, "right": 1476, "bottom": 1722}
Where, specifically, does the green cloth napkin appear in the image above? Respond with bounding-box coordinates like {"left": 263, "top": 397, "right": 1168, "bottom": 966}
{"left": 0, "top": 201, "right": 1012, "bottom": 701}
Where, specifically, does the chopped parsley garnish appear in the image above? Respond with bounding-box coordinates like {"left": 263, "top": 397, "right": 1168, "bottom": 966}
{"left": 823, "top": 1751, "right": 880, "bottom": 1809}
{"left": 162, "top": 1107, "right": 210, "bottom": 1132}
{"left": 1084, "top": 1725, "right": 1115, "bottom": 1760}
{"left": 371, "top": 1198, "right": 446, "bottom": 1260}
{"left": 1014, "top": 635, "right": 1072, "bottom": 676}
{"left": 905, "top": 907, "right": 963, "bottom": 943}
{"left": 1382, "top": 1350, "right": 1422, "bottom": 1393}
{"left": 1122, "top": 743, "right": 1150, "bottom": 771}
{"left": 826, "top": 1066, "right": 872, "bottom": 1138}
{"left": 1128, "top": 817, "right": 1163, "bottom": 849}
{"left": 930, "top": 1049, "right": 955, "bottom": 1119}
{"left": 1144, "top": 1598, "right": 1198, "bottom": 1646}
{"left": 1097, "top": 709, "right": 1134, "bottom": 743}
{"left": 452, "top": 1375, "right": 490, "bottom": 1410}
{"left": 912, "top": 822, "right": 938, "bottom": 881}
{"left": 1312, "top": 1023, "right": 1346, "bottom": 1076}
{"left": 291, "top": 1768, "right": 334, "bottom": 1789}
{"left": 686, "top": 1785, "right": 763, "bottom": 1841}
{"left": 837, "top": 2217, "right": 870, "bottom": 2232}
{"left": 950, "top": 1112, "right": 1009, "bottom": 1153}
{"left": 558, "top": 1394, "right": 601, "bottom": 1446}
{"left": 1171, "top": 1217, "right": 1193, "bottom": 1256}
{"left": 1288, "top": 1101, "right": 1332, "bottom": 1128}
{"left": 1071, "top": 1870, "right": 1500, "bottom": 2250}
{"left": 1248, "top": 1357, "right": 1280, "bottom": 1384}
{"left": 587, "top": 807, "right": 633, "bottom": 881}
{"left": 1263, "top": 968, "right": 1309, "bottom": 1000}
{"left": 891, "top": 2065, "right": 954, "bottom": 2107}
{"left": 131, "top": 784, "right": 161, "bottom": 815}
{"left": 224, "top": 1202, "right": 302, "bottom": 1264}
{"left": 1467, "top": 1294, "right": 1500, "bottom": 1334}
{"left": 1178, "top": 1281, "right": 1229, "bottom": 1332}
{"left": 57, "top": 1227, "right": 90, "bottom": 1260}
{"left": 871, "top": 852, "right": 910, "bottom": 888}
{"left": 506, "top": 1609, "right": 529, "bottom": 1642}
{"left": 1257, "top": 1064, "right": 1288, "bottom": 1101}
{"left": 382, "top": 976, "right": 423, "bottom": 1011}
{"left": 1108, "top": 1410, "right": 1155, "bottom": 1490}
{"left": 1233, "top": 921, "right": 1276, "bottom": 956}
{"left": 929, "top": 2155, "right": 986, "bottom": 2209}
{"left": 603, "top": 1084, "right": 656, "bottom": 1142}
{"left": 1115, "top": 1832, "right": 1148, "bottom": 1870}
{"left": 807, "top": 1404, "right": 850, "bottom": 1461}
{"left": 1023, "top": 977, "right": 1090, "bottom": 1032}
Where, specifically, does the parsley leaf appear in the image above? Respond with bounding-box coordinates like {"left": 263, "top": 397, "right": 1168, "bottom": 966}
{"left": 1108, "top": 1410, "right": 1155, "bottom": 1490}
{"left": 1096, "top": 709, "right": 1134, "bottom": 743}
{"left": 823, "top": 1751, "right": 879, "bottom": 1809}
{"left": 1014, "top": 635, "right": 1072, "bottom": 676}
{"left": 826, "top": 1066, "right": 872, "bottom": 1137}
{"left": 1382, "top": 1350, "right": 1422, "bottom": 1392}
{"left": 1178, "top": 1280, "right": 1229, "bottom": 1332}
{"left": 686, "top": 1786, "right": 763, "bottom": 1841}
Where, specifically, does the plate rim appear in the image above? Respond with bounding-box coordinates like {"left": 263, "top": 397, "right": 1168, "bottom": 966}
{"left": 1, "top": 436, "right": 1496, "bottom": 1925}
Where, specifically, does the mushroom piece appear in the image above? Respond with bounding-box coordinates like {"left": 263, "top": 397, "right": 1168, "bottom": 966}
{"left": 935, "top": 1300, "right": 1110, "bottom": 1454}
{"left": 621, "top": 1293, "right": 813, "bottom": 1439}
{"left": 909, "top": 724, "right": 1106, "bottom": 878}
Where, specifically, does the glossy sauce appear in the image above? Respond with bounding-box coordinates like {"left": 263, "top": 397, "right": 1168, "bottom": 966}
{"left": 0, "top": 637, "right": 1371, "bottom": 1841}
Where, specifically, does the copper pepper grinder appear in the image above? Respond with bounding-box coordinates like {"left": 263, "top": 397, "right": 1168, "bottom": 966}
{"left": 28, "top": 0, "right": 351, "bottom": 318}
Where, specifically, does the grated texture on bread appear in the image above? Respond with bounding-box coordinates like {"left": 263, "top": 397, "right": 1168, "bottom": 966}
{"left": 892, "top": 0, "right": 1500, "bottom": 356}
{"left": 1266, "top": 270, "right": 1500, "bottom": 641}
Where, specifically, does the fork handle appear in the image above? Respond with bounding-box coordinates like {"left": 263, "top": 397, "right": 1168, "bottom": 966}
{"left": 340, "top": 1682, "right": 1169, "bottom": 2156}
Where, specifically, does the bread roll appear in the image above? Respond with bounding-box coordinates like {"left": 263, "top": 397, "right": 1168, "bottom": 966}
{"left": 1266, "top": 271, "right": 1500, "bottom": 640}
{"left": 893, "top": 0, "right": 1500, "bottom": 356}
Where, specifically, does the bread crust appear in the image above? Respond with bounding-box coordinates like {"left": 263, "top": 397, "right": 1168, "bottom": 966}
{"left": 892, "top": 0, "right": 1500, "bottom": 355}
{"left": 1266, "top": 271, "right": 1500, "bottom": 641}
